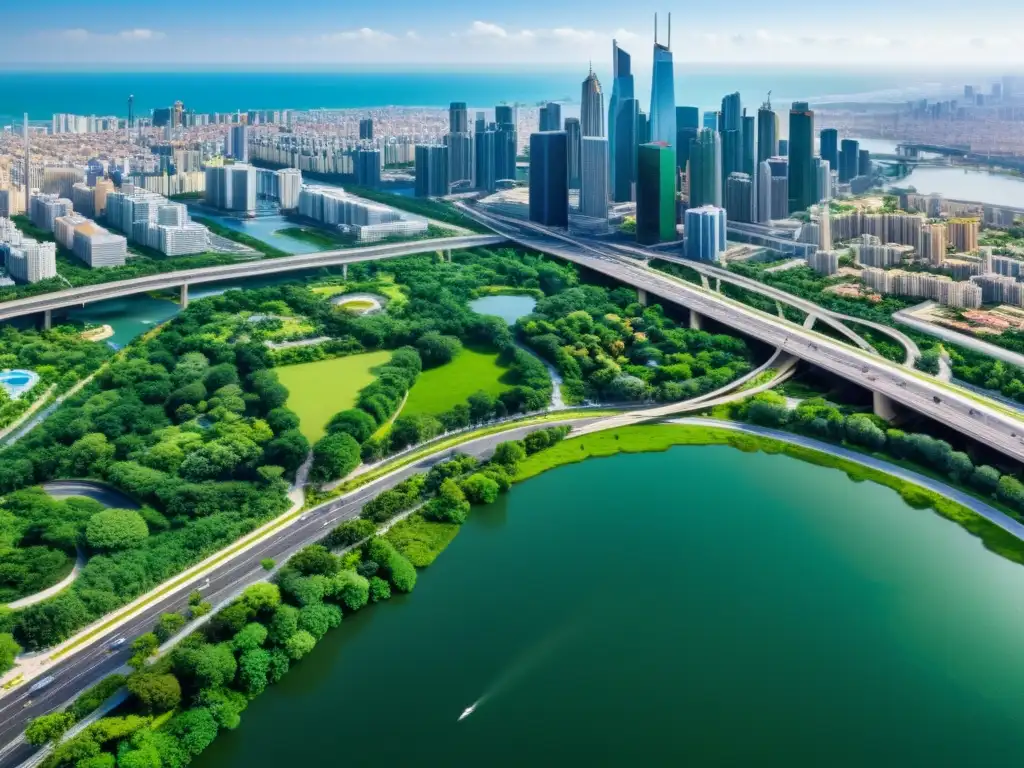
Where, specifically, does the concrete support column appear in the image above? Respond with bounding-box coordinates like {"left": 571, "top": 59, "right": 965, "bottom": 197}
{"left": 637, "top": 288, "right": 648, "bottom": 307}
{"left": 342, "top": 263, "right": 348, "bottom": 280}
{"left": 42, "top": 309, "right": 51, "bottom": 331}
{"left": 180, "top": 284, "right": 189, "bottom": 309}
{"left": 714, "top": 277, "right": 721, "bottom": 293}
{"left": 873, "top": 391, "right": 898, "bottom": 422}
{"left": 689, "top": 310, "right": 703, "bottom": 330}
{"left": 445, "top": 249, "right": 452, "bottom": 262}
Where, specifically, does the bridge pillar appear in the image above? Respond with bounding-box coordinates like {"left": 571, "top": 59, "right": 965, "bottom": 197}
{"left": 180, "top": 284, "right": 189, "bottom": 309}
{"left": 714, "top": 277, "right": 721, "bottom": 293}
{"left": 872, "top": 391, "right": 898, "bottom": 422}
{"left": 342, "top": 263, "right": 348, "bottom": 280}
{"left": 445, "top": 249, "right": 452, "bottom": 262}
{"left": 637, "top": 288, "right": 648, "bottom": 306}
{"left": 42, "top": 309, "right": 51, "bottom": 331}
{"left": 689, "top": 310, "right": 703, "bottom": 330}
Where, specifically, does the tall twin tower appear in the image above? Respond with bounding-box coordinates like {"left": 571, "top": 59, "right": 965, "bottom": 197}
{"left": 608, "top": 13, "right": 675, "bottom": 202}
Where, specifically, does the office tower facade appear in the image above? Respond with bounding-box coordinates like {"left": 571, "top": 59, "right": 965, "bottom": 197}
{"left": 725, "top": 172, "right": 754, "bottom": 223}
{"left": 685, "top": 206, "right": 727, "bottom": 262}
{"left": 757, "top": 161, "right": 773, "bottom": 223}
{"left": 778, "top": 138, "right": 789, "bottom": 156}
{"left": 703, "top": 111, "right": 719, "bottom": 130}
{"left": 494, "top": 106, "right": 517, "bottom": 182}
{"left": 676, "top": 106, "right": 700, "bottom": 171}
{"left": 839, "top": 139, "right": 860, "bottom": 183}
{"left": 787, "top": 102, "right": 815, "bottom": 213}
{"left": 415, "top": 145, "right": 450, "bottom": 197}
{"left": 636, "top": 142, "right": 676, "bottom": 244}
{"left": 689, "top": 128, "right": 722, "bottom": 208}
{"left": 359, "top": 118, "right": 374, "bottom": 140}
{"left": 742, "top": 114, "right": 756, "bottom": 177}
{"left": 355, "top": 149, "right": 382, "bottom": 188}
{"left": 495, "top": 105, "right": 514, "bottom": 126}
{"left": 858, "top": 149, "right": 871, "bottom": 177}
{"left": 820, "top": 129, "right": 839, "bottom": 175}
{"left": 581, "top": 67, "right": 604, "bottom": 137}
{"left": 475, "top": 130, "right": 497, "bottom": 192}
{"left": 609, "top": 40, "right": 637, "bottom": 202}
{"left": 529, "top": 131, "right": 569, "bottom": 228}
{"left": 205, "top": 165, "right": 257, "bottom": 213}
{"left": 814, "top": 157, "right": 832, "bottom": 202}
{"left": 649, "top": 14, "right": 676, "bottom": 146}
{"left": 720, "top": 92, "right": 743, "bottom": 181}
{"left": 229, "top": 125, "right": 249, "bottom": 162}
{"left": 757, "top": 102, "right": 778, "bottom": 165}
{"left": 636, "top": 108, "right": 650, "bottom": 144}
{"left": 565, "top": 118, "right": 582, "bottom": 189}
{"left": 579, "top": 137, "right": 609, "bottom": 220}
{"left": 449, "top": 102, "right": 468, "bottom": 134}
{"left": 445, "top": 132, "right": 474, "bottom": 187}
{"left": 539, "top": 102, "right": 562, "bottom": 132}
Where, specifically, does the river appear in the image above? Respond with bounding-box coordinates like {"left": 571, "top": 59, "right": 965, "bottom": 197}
{"left": 194, "top": 446, "right": 1024, "bottom": 767}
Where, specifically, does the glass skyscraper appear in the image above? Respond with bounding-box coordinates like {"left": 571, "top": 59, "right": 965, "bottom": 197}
{"left": 787, "top": 101, "right": 815, "bottom": 214}
{"left": 676, "top": 106, "right": 700, "bottom": 171}
{"left": 636, "top": 142, "right": 677, "bottom": 245}
{"left": 756, "top": 102, "right": 778, "bottom": 165}
{"left": 820, "top": 128, "right": 839, "bottom": 177}
{"left": 688, "top": 128, "right": 722, "bottom": 208}
{"left": 580, "top": 66, "right": 604, "bottom": 138}
{"left": 649, "top": 15, "right": 676, "bottom": 148}
{"left": 529, "top": 131, "right": 569, "bottom": 228}
{"left": 609, "top": 40, "right": 636, "bottom": 202}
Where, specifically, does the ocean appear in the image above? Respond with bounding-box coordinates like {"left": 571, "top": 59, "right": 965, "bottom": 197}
{"left": 0, "top": 68, "right": 964, "bottom": 123}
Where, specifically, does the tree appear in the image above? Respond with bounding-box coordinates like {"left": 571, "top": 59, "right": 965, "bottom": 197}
{"left": 0, "top": 633, "right": 21, "bottom": 675}
{"left": 154, "top": 612, "right": 186, "bottom": 643}
{"left": 310, "top": 431, "right": 361, "bottom": 482}
{"left": 241, "top": 583, "right": 282, "bottom": 614}
{"left": 970, "top": 464, "right": 1001, "bottom": 493}
{"left": 491, "top": 440, "right": 526, "bottom": 471}
{"left": 844, "top": 414, "right": 886, "bottom": 450}
{"left": 238, "top": 648, "right": 272, "bottom": 696}
{"left": 127, "top": 673, "right": 182, "bottom": 713}
{"left": 327, "top": 409, "right": 377, "bottom": 442}
{"left": 261, "top": 558, "right": 276, "bottom": 571}
{"left": 232, "top": 622, "right": 269, "bottom": 653}
{"left": 467, "top": 390, "right": 497, "bottom": 422}
{"left": 128, "top": 633, "right": 159, "bottom": 669}
{"left": 166, "top": 707, "right": 219, "bottom": 757}
{"left": 267, "top": 604, "right": 300, "bottom": 645}
{"left": 68, "top": 432, "right": 115, "bottom": 475}
{"left": 264, "top": 430, "right": 310, "bottom": 474}
{"left": 461, "top": 473, "right": 500, "bottom": 505}
{"left": 267, "top": 648, "right": 290, "bottom": 684}
{"left": 324, "top": 518, "right": 376, "bottom": 548}
{"left": 25, "top": 711, "right": 76, "bottom": 746}
{"left": 172, "top": 642, "right": 237, "bottom": 690}
{"left": 746, "top": 392, "right": 790, "bottom": 427}
{"left": 416, "top": 331, "right": 462, "bottom": 368}
{"left": 85, "top": 508, "right": 149, "bottom": 551}
{"left": 284, "top": 629, "right": 317, "bottom": 660}
{"left": 290, "top": 545, "right": 339, "bottom": 576}
{"left": 298, "top": 603, "right": 343, "bottom": 639}
{"left": 328, "top": 571, "right": 369, "bottom": 612}
{"left": 369, "top": 576, "right": 391, "bottom": 602}
{"left": 424, "top": 477, "right": 471, "bottom": 523}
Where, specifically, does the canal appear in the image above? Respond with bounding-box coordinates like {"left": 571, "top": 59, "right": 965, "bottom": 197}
{"left": 195, "top": 445, "right": 1024, "bottom": 767}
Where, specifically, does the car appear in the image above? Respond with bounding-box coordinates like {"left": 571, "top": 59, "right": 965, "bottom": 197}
{"left": 28, "top": 676, "right": 55, "bottom": 694}
{"left": 109, "top": 637, "right": 127, "bottom": 650}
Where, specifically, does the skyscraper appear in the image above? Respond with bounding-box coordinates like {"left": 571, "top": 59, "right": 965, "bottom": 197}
{"left": 689, "top": 128, "right": 722, "bottom": 208}
{"left": 359, "top": 119, "right": 374, "bottom": 140}
{"left": 839, "top": 139, "right": 860, "bottom": 182}
{"left": 787, "top": 101, "right": 815, "bottom": 214}
{"left": 676, "top": 106, "right": 700, "bottom": 172}
{"left": 649, "top": 13, "right": 676, "bottom": 147}
{"left": 685, "top": 206, "right": 727, "bottom": 262}
{"left": 581, "top": 66, "right": 604, "bottom": 137}
{"left": 205, "top": 165, "right": 257, "bottom": 213}
{"left": 859, "top": 149, "right": 872, "bottom": 177}
{"left": 565, "top": 117, "right": 582, "bottom": 189}
{"left": 228, "top": 125, "right": 249, "bottom": 162}
{"left": 495, "top": 106, "right": 517, "bottom": 182}
{"left": 529, "top": 132, "right": 569, "bottom": 228}
{"left": 820, "top": 128, "right": 839, "bottom": 176}
{"left": 495, "top": 105, "right": 514, "bottom": 126}
{"left": 445, "top": 132, "right": 473, "bottom": 187}
{"left": 475, "top": 130, "right": 497, "bottom": 192}
{"left": 720, "top": 92, "right": 743, "bottom": 180}
{"left": 415, "top": 145, "right": 450, "bottom": 197}
{"left": 609, "top": 40, "right": 637, "bottom": 202}
{"left": 756, "top": 100, "right": 778, "bottom": 165}
{"left": 539, "top": 103, "right": 562, "bottom": 132}
{"left": 813, "top": 157, "right": 832, "bottom": 203}
{"left": 580, "top": 137, "right": 609, "bottom": 220}
{"left": 355, "top": 149, "right": 382, "bottom": 188}
{"left": 725, "top": 172, "right": 754, "bottom": 223}
{"left": 757, "top": 161, "right": 773, "bottom": 223}
{"left": 636, "top": 109, "right": 650, "bottom": 145}
{"left": 449, "top": 102, "right": 468, "bottom": 134}
{"left": 703, "top": 112, "right": 720, "bottom": 130}
{"left": 742, "top": 113, "right": 756, "bottom": 178}
{"left": 636, "top": 142, "right": 676, "bottom": 244}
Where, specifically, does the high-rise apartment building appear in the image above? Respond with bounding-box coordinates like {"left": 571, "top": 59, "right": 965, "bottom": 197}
{"left": 42, "top": 167, "right": 84, "bottom": 199}
{"left": 449, "top": 102, "right": 469, "bottom": 134}
{"left": 814, "top": 157, "right": 832, "bottom": 203}
{"left": 445, "top": 132, "right": 474, "bottom": 187}
{"left": 415, "top": 145, "right": 450, "bottom": 197}
{"left": 359, "top": 118, "right": 374, "bottom": 140}
{"left": 579, "top": 137, "right": 609, "bottom": 220}
{"left": 539, "top": 103, "right": 562, "bottom": 132}
{"left": 636, "top": 142, "right": 676, "bottom": 244}
{"left": 688, "top": 128, "right": 722, "bottom": 208}
{"left": 685, "top": 205, "right": 727, "bottom": 262}
{"left": 948, "top": 218, "right": 980, "bottom": 252}
{"left": 787, "top": 102, "right": 815, "bottom": 213}
{"left": 529, "top": 132, "right": 569, "bottom": 228}
{"left": 839, "top": 139, "right": 860, "bottom": 183}
{"left": 229, "top": 125, "right": 249, "bottom": 162}
{"left": 581, "top": 67, "right": 604, "bottom": 138}
{"left": 725, "top": 172, "right": 754, "bottom": 224}
{"left": 820, "top": 129, "right": 839, "bottom": 175}
{"left": 757, "top": 161, "right": 773, "bottom": 223}
{"left": 919, "top": 222, "right": 948, "bottom": 265}
{"left": 276, "top": 168, "right": 303, "bottom": 210}
{"left": 204, "top": 164, "right": 257, "bottom": 213}
{"left": 355, "top": 149, "right": 382, "bottom": 188}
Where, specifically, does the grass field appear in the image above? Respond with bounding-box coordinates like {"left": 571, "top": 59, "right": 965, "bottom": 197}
{"left": 401, "top": 347, "right": 512, "bottom": 418}
{"left": 337, "top": 299, "right": 375, "bottom": 312}
{"left": 276, "top": 351, "right": 392, "bottom": 443}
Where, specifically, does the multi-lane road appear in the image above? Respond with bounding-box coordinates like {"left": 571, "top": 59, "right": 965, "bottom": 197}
{"left": 458, "top": 205, "right": 1024, "bottom": 465}
{"left": 0, "top": 234, "right": 503, "bottom": 323}
{"left": 0, "top": 417, "right": 599, "bottom": 768}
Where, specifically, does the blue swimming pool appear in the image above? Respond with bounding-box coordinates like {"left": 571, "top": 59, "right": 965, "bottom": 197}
{"left": 0, "top": 369, "right": 39, "bottom": 399}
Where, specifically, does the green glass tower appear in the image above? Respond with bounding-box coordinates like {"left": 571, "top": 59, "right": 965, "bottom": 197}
{"left": 787, "top": 101, "right": 815, "bottom": 214}
{"left": 636, "top": 142, "right": 676, "bottom": 245}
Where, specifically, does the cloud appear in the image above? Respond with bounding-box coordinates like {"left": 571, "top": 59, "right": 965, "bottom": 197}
{"left": 118, "top": 29, "right": 162, "bottom": 41}
{"left": 467, "top": 21, "right": 509, "bottom": 38}
{"left": 321, "top": 27, "right": 395, "bottom": 43}
{"left": 55, "top": 27, "right": 164, "bottom": 42}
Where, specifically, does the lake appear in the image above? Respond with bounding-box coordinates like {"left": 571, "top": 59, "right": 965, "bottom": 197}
{"left": 194, "top": 445, "right": 1024, "bottom": 768}
{"left": 469, "top": 294, "right": 537, "bottom": 325}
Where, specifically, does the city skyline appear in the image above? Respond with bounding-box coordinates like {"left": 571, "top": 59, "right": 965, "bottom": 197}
{"left": 3, "top": 0, "right": 1024, "bottom": 65}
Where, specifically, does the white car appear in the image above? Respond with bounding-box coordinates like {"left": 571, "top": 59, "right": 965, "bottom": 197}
{"left": 28, "top": 676, "right": 55, "bottom": 694}
{"left": 109, "top": 637, "right": 127, "bottom": 650}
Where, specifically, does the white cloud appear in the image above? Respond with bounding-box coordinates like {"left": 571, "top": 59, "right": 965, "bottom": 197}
{"left": 467, "top": 21, "right": 509, "bottom": 38}
{"left": 55, "top": 27, "right": 165, "bottom": 42}
{"left": 321, "top": 27, "right": 395, "bottom": 43}
{"left": 118, "top": 29, "right": 162, "bottom": 40}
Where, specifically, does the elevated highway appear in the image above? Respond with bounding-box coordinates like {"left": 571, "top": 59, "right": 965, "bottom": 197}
{"left": 0, "top": 235, "right": 504, "bottom": 325}
{"left": 458, "top": 203, "right": 1024, "bottom": 465}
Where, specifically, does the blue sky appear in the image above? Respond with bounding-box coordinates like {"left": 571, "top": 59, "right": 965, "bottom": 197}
{"left": 4, "top": 0, "right": 1022, "bottom": 66}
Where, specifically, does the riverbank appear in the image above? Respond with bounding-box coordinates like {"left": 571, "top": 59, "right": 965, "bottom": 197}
{"left": 516, "top": 421, "right": 1024, "bottom": 566}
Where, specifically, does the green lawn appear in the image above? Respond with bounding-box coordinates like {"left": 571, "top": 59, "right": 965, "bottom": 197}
{"left": 276, "top": 351, "right": 392, "bottom": 443}
{"left": 401, "top": 347, "right": 512, "bottom": 417}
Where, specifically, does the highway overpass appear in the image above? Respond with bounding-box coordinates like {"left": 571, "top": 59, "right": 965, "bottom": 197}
{"left": 458, "top": 203, "right": 1024, "bottom": 466}
{"left": 0, "top": 235, "right": 505, "bottom": 325}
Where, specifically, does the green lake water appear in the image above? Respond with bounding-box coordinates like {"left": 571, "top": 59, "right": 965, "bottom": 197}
{"left": 469, "top": 294, "right": 536, "bottom": 325}
{"left": 194, "top": 445, "right": 1024, "bottom": 767}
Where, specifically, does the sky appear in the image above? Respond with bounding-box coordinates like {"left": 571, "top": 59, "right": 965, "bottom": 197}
{"left": 4, "top": 0, "right": 1024, "bottom": 67}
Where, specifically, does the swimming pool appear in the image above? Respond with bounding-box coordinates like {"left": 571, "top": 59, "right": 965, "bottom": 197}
{"left": 0, "top": 369, "right": 40, "bottom": 399}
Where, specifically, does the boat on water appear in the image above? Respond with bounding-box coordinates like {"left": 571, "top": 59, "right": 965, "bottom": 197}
{"left": 458, "top": 704, "right": 476, "bottom": 722}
